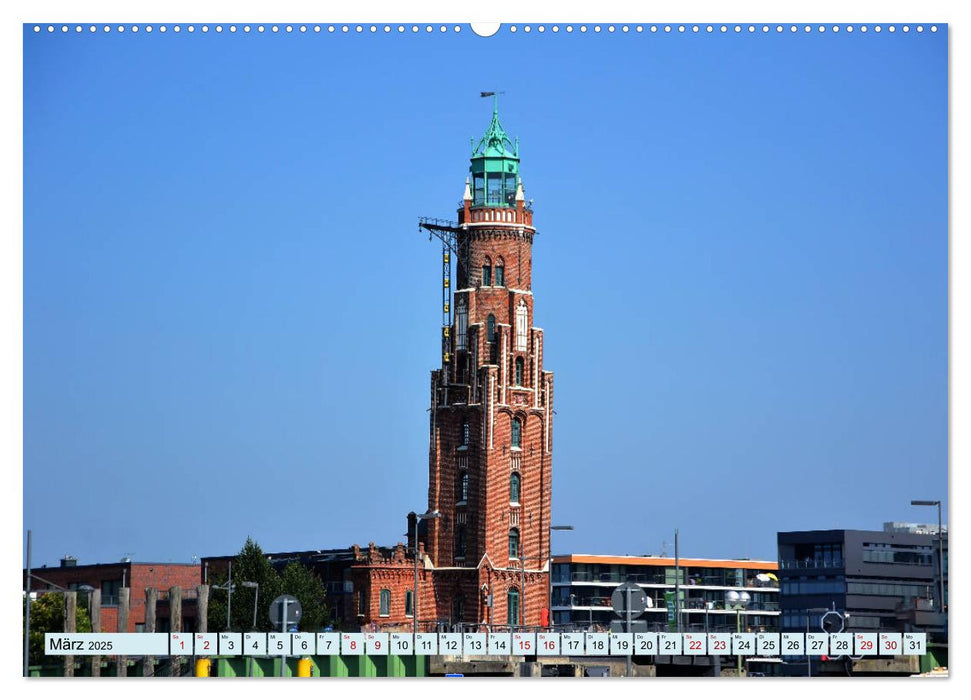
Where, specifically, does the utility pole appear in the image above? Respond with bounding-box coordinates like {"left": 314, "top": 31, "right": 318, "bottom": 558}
{"left": 674, "top": 529, "right": 681, "bottom": 633}
{"left": 23, "top": 529, "right": 31, "bottom": 678}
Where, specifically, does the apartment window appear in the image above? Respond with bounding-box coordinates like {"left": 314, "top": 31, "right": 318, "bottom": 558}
{"left": 511, "top": 417, "right": 522, "bottom": 449}
{"left": 379, "top": 589, "right": 391, "bottom": 617}
{"left": 101, "top": 579, "right": 121, "bottom": 607}
{"left": 515, "top": 357, "right": 524, "bottom": 386}
{"left": 510, "top": 473, "right": 521, "bottom": 504}
{"left": 507, "top": 588, "right": 520, "bottom": 626}
{"left": 509, "top": 528, "right": 520, "bottom": 559}
{"left": 515, "top": 301, "right": 528, "bottom": 351}
{"left": 405, "top": 590, "right": 414, "bottom": 618}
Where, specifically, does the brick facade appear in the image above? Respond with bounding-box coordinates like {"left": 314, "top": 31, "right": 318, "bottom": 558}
{"left": 24, "top": 560, "right": 202, "bottom": 632}
{"left": 353, "top": 121, "right": 554, "bottom": 632}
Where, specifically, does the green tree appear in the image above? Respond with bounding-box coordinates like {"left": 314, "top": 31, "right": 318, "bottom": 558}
{"left": 280, "top": 562, "right": 330, "bottom": 631}
{"left": 208, "top": 537, "right": 283, "bottom": 632}
{"left": 23, "top": 593, "right": 92, "bottom": 668}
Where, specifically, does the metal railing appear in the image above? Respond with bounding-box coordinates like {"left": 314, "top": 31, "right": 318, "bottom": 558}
{"left": 779, "top": 558, "right": 844, "bottom": 570}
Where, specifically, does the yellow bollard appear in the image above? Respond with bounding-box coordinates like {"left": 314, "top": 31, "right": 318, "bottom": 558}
{"left": 297, "top": 657, "right": 312, "bottom": 677}
{"left": 195, "top": 658, "right": 211, "bottom": 677}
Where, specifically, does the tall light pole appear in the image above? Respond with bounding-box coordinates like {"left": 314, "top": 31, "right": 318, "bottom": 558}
{"left": 547, "top": 525, "right": 573, "bottom": 630}
{"left": 241, "top": 582, "right": 259, "bottom": 630}
{"left": 411, "top": 510, "right": 441, "bottom": 635}
{"left": 911, "top": 500, "right": 945, "bottom": 613}
{"left": 727, "top": 590, "right": 750, "bottom": 676}
{"left": 211, "top": 561, "right": 235, "bottom": 631}
{"left": 24, "top": 529, "right": 31, "bottom": 678}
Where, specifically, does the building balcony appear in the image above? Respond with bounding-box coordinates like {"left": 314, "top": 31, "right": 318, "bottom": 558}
{"left": 779, "top": 558, "right": 844, "bottom": 571}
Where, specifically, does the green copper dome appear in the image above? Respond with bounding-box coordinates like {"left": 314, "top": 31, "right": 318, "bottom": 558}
{"left": 469, "top": 97, "right": 520, "bottom": 208}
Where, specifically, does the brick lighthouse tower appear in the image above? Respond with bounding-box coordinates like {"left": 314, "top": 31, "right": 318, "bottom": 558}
{"left": 422, "top": 100, "right": 553, "bottom": 628}
{"left": 352, "top": 102, "right": 553, "bottom": 631}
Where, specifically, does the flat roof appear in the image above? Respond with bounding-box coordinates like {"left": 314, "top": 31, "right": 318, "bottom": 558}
{"left": 552, "top": 554, "right": 778, "bottom": 570}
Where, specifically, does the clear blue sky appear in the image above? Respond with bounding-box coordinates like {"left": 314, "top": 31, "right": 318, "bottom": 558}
{"left": 23, "top": 25, "right": 947, "bottom": 567}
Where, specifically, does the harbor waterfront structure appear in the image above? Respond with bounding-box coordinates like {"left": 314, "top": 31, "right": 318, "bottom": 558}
{"left": 550, "top": 555, "right": 780, "bottom": 632}
{"left": 348, "top": 104, "right": 554, "bottom": 631}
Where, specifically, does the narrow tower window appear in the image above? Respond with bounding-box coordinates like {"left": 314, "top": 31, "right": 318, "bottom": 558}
{"left": 509, "top": 528, "right": 520, "bottom": 559}
{"left": 511, "top": 417, "right": 522, "bottom": 449}
{"left": 515, "top": 357, "right": 524, "bottom": 386}
{"left": 487, "top": 314, "right": 497, "bottom": 363}
{"left": 515, "top": 301, "right": 528, "bottom": 351}
{"left": 455, "top": 527, "right": 466, "bottom": 558}
{"left": 456, "top": 299, "right": 467, "bottom": 351}
{"left": 482, "top": 258, "right": 492, "bottom": 287}
{"left": 510, "top": 472, "right": 521, "bottom": 504}
{"left": 458, "top": 472, "right": 469, "bottom": 503}
{"left": 379, "top": 589, "right": 391, "bottom": 617}
{"left": 495, "top": 258, "right": 505, "bottom": 287}
{"left": 462, "top": 419, "right": 470, "bottom": 447}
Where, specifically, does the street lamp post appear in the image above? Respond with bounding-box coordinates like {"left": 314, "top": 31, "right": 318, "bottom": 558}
{"left": 241, "top": 582, "right": 259, "bottom": 630}
{"left": 547, "top": 525, "right": 574, "bottom": 631}
{"left": 411, "top": 510, "right": 441, "bottom": 635}
{"left": 727, "top": 590, "right": 750, "bottom": 677}
{"left": 211, "top": 561, "right": 235, "bottom": 631}
{"left": 911, "top": 500, "right": 945, "bottom": 614}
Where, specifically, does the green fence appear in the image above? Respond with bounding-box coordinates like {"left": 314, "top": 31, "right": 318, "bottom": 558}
{"left": 29, "top": 655, "right": 426, "bottom": 678}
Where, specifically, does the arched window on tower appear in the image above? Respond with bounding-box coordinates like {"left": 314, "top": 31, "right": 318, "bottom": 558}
{"left": 511, "top": 417, "right": 522, "bottom": 449}
{"left": 482, "top": 257, "right": 492, "bottom": 287}
{"left": 461, "top": 419, "right": 470, "bottom": 447}
{"left": 510, "top": 472, "right": 521, "bottom": 504}
{"left": 495, "top": 257, "right": 505, "bottom": 287}
{"left": 515, "top": 357, "right": 524, "bottom": 386}
{"left": 508, "top": 528, "right": 520, "bottom": 559}
{"left": 515, "top": 300, "right": 528, "bottom": 351}
{"left": 379, "top": 589, "right": 391, "bottom": 617}
{"left": 507, "top": 588, "right": 520, "bottom": 626}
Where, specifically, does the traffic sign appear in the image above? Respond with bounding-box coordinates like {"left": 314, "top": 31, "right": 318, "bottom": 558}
{"left": 269, "top": 595, "right": 302, "bottom": 629}
{"left": 820, "top": 610, "right": 845, "bottom": 633}
{"left": 611, "top": 581, "right": 649, "bottom": 619}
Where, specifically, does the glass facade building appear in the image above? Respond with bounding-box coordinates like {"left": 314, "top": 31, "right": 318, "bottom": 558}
{"left": 551, "top": 555, "right": 780, "bottom": 633}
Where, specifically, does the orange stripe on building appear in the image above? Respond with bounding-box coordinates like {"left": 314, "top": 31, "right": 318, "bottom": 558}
{"left": 553, "top": 554, "right": 778, "bottom": 571}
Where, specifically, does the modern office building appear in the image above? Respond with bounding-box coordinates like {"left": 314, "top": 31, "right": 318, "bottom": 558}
{"left": 776, "top": 529, "right": 943, "bottom": 634}
{"left": 551, "top": 554, "right": 780, "bottom": 632}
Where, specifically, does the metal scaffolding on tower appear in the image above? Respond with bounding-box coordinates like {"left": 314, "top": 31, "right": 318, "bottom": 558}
{"left": 419, "top": 217, "right": 467, "bottom": 378}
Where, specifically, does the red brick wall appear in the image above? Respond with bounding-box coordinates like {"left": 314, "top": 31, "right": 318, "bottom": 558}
{"left": 24, "top": 562, "right": 202, "bottom": 632}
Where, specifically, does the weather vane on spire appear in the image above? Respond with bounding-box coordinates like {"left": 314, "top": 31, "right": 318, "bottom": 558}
{"left": 480, "top": 90, "right": 505, "bottom": 113}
